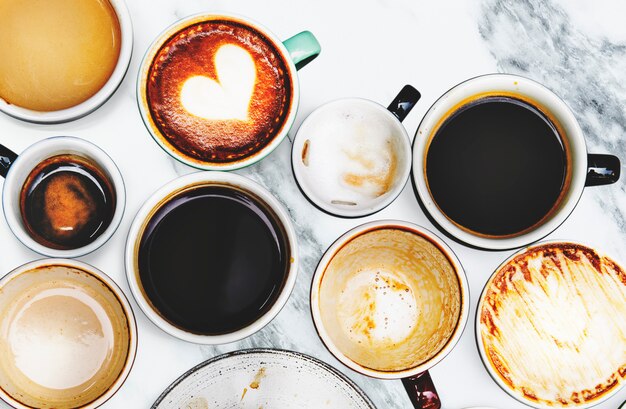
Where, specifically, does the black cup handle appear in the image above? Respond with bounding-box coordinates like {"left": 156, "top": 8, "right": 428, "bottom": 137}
{"left": 586, "top": 154, "right": 620, "bottom": 186}
{"left": 387, "top": 85, "right": 421, "bottom": 122}
{"left": 401, "top": 371, "right": 441, "bottom": 409}
{"left": 0, "top": 144, "right": 18, "bottom": 178}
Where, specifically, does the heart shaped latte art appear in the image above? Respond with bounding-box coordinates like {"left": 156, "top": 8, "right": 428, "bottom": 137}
{"left": 180, "top": 44, "right": 257, "bottom": 121}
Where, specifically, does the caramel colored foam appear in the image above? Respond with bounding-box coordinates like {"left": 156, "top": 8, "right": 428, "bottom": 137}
{"left": 0, "top": 0, "right": 121, "bottom": 111}
{"left": 0, "top": 265, "right": 131, "bottom": 408}
{"left": 319, "top": 228, "right": 461, "bottom": 372}
{"left": 479, "top": 243, "right": 626, "bottom": 407}
{"left": 146, "top": 19, "right": 292, "bottom": 163}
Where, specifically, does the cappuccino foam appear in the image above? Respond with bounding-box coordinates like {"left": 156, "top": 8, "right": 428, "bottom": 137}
{"left": 298, "top": 100, "right": 407, "bottom": 212}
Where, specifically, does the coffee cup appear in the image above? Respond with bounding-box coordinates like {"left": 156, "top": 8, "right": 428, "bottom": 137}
{"left": 0, "top": 136, "right": 125, "bottom": 257}
{"left": 311, "top": 220, "right": 469, "bottom": 409}
{"left": 137, "top": 12, "right": 321, "bottom": 170}
{"left": 292, "top": 85, "right": 420, "bottom": 217}
{"left": 412, "top": 74, "right": 621, "bottom": 250}
{"left": 125, "top": 171, "right": 298, "bottom": 344}
{"left": 0, "top": 0, "right": 133, "bottom": 124}
{"left": 476, "top": 241, "right": 626, "bottom": 408}
{"left": 0, "top": 258, "right": 137, "bottom": 409}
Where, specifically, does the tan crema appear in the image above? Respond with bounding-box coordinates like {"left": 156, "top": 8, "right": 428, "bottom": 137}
{"left": 480, "top": 243, "right": 626, "bottom": 407}
{"left": 0, "top": 0, "right": 121, "bottom": 111}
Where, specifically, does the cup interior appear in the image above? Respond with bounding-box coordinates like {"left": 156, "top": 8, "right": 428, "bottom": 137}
{"left": 412, "top": 74, "right": 588, "bottom": 250}
{"left": 0, "top": 0, "right": 133, "bottom": 124}
{"left": 476, "top": 241, "right": 626, "bottom": 409}
{"left": 125, "top": 172, "right": 298, "bottom": 344}
{"left": 292, "top": 99, "right": 412, "bottom": 217}
{"left": 2, "top": 137, "right": 125, "bottom": 258}
{"left": 312, "top": 222, "right": 468, "bottom": 378}
{"left": 137, "top": 13, "right": 300, "bottom": 171}
{"left": 0, "top": 260, "right": 136, "bottom": 409}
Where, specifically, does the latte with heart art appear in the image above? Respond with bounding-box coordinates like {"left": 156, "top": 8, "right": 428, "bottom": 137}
{"left": 144, "top": 18, "right": 293, "bottom": 165}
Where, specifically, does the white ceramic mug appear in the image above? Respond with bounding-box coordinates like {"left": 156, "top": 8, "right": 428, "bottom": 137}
{"left": 124, "top": 171, "right": 299, "bottom": 344}
{"left": 137, "top": 12, "right": 321, "bottom": 171}
{"left": 0, "top": 136, "right": 126, "bottom": 257}
{"left": 0, "top": 0, "right": 133, "bottom": 124}
{"left": 311, "top": 220, "right": 470, "bottom": 409}
{"left": 291, "top": 85, "right": 420, "bottom": 218}
{"left": 412, "top": 74, "right": 621, "bottom": 250}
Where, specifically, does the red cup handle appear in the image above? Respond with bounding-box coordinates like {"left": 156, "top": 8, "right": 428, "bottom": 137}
{"left": 401, "top": 371, "right": 441, "bottom": 409}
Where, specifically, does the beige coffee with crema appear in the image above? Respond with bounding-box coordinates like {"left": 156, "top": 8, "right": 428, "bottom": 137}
{"left": 318, "top": 227, "right": 461, "bottom": 372}
{"left": 479, "top": 243, "right": 626, "bottom": 407}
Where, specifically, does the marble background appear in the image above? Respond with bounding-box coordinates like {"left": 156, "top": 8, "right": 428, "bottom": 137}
{"left": 0, "top": 0, "right": 625, "bottom": 408}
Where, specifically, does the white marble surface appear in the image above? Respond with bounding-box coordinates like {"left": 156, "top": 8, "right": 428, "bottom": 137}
{"left": 0, "top": 0, "right": 625, "bottom": 408}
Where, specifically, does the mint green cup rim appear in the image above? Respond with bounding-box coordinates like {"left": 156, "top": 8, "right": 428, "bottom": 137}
{"left": 136, "top": 12, "right": 320, "bottom": 171}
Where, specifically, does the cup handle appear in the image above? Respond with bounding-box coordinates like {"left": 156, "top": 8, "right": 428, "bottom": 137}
{"left": 401, "top": 371, "right": 441, "bottom": 409}
{"left": 585, "top": 153, "right": 620, "bottom": 186}
{"left": 282, "top": 31, "right": 321, "bottom": 70}
{"left": 0, "top": 144, "right": 18, "bottom": 178}
{"left": 387, "top": 85, "right": 421, "bottom": 122}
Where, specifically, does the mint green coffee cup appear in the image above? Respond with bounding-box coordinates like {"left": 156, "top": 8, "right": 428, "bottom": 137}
{"left": 137, "top": 12, "right": 320, "bottom": 170}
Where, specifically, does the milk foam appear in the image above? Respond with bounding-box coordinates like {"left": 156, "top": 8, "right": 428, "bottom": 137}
{"left": 338, "top": 269, "right": 418, "bottom": 346}
{"left": 8, "top": 287, "right": 114, "bottom": 389}
{"left": 180, "top": 44, "right": 257, "bottom": 121}
{"left": 299, "top": 101, "right": 405, "bottom": 210}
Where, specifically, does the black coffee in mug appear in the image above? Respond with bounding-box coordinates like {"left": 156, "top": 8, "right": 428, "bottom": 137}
{"left": 138, "top": 185, "right": 289, "bottom": 335}
{"left": 425, "top": 95, "right": 569, "bottom": 237}
{"left": 20, "top": 154, "right": 116, "bottom": 249}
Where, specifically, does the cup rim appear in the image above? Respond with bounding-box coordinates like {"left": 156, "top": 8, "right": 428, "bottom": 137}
{"left": 475, "top": 239, "right": 626, "bottom": 409}
{"left": 136, "top": 11, "right": 301, "bottom": 171}
{"left": 2, "top": 136, "right": 126, "bottom": 258}
{"left": 310, "top": 220, "right": 470, "bottom": 379}
{"left": 124, "top": 171, "right": 299, "bottom": 344}
{"left": 0, "top": 0, "right": 133, "bottom": 124}
{"left": 0, "top": 258, "right": 138, "bottom": 409}
{"left": 152, "top": 348, "right": 376, "bottom": 409}
{"left": 411, "top": 73, "right": 589, "bottom": 250}
{"left": 291, "top": 97, "right": 412, "bottom": 218}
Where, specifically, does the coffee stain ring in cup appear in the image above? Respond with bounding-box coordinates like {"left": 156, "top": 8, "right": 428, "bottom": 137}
{"left": 475, "top": 240, "right": 626, "bottom": 408}
{"left": 311, "top": 220, "right": 470, "bottom": 379}
{"left": 0, "top": 0, "right": 133, "bottom": 124}
{"left": 0, "top": 258, "right": 137, "bottom": 409}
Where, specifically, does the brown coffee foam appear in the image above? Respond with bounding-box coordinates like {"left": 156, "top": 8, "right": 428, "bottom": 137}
{"left": 319, "top": 228, "right": 461, "bottom": 372}
{"left": 146, "top": 20, "right": 292, "bottom": 163}
{"left": 0, "top": 265, "right": 131, "bottom": 408}
{"left": 479, "top": 243, "right": 626, "bottom": 407}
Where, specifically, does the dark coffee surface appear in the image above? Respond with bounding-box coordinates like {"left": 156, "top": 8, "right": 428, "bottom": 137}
{"left": 426, "top": 96, "right": 567, "bottom": 237}
{"left": 138, "top": 185, "right": 289, "bottom": 335}
{"left": 20, "top": 154, "right": 115, "bottom": 250}
{"left": 146, "top": 19, "right": 292, "bottom": 163}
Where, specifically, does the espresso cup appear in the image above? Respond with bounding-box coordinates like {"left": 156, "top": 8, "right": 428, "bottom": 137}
{"left": 125, "top": 171, "right": 298, "bottom": 344}
{"left": 0, "top": 258, "right": 137, "bottom": 409}
{"left": 311, "top": 220, "right": 469, "bottom": 409}
{"left": 412, "top": 74, "right": 621, "bottom": 250}
{"left": 0, "top": 136, "right": 126, "bottom": 258}
{"left": 137, "top": 12, "right": 321, "bottom": 170}
{"left": 0, "top": 0, "right": 133, "bottom": 124}
{"left": 292, "top": 85, "right": 421, "bottom": 217}
{"left": 476, "top": 241, "right": 626, "bottom": 408}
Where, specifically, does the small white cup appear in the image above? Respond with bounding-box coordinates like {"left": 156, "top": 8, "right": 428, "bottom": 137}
{"left": 124, "top": 171, "right": 299, "bottom": 344}
{"left": 0, "top": 0, "right": 133, "bottom": 124}
{"left": 292, "top": 86, "right": 420, "bottom": 218}
{"left": 0, "top": 136, "right": 126, "bottom": 257}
